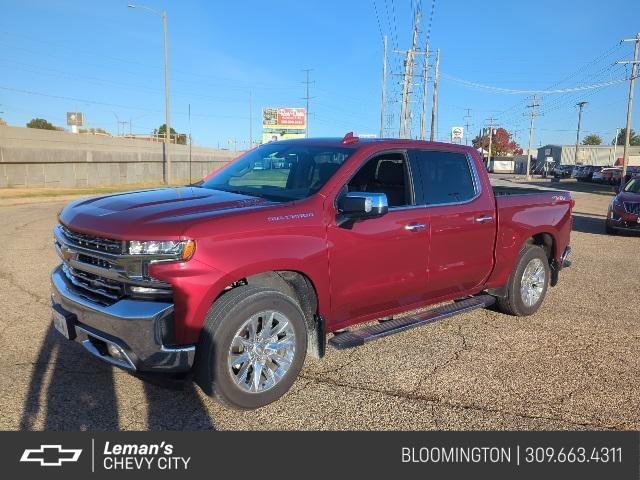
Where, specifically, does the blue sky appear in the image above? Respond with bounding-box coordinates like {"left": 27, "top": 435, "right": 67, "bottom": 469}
{"left": 1, "top": 0, "right": 639, "bottom": 149}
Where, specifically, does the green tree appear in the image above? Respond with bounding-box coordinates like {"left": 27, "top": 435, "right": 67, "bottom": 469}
{"left": 582, "top": 133, "right": 602, "bottom": 145}
{"left": 26, "top": 118, "right": 57, "bottom": 130}
{"left": 154, "top": 124, "right": 186, "bottom": 145}
{"left": 613, "top": 128, "right": 640, "bottom": 146}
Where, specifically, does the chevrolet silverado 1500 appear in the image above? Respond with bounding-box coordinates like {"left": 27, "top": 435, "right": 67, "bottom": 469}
{"left": 51, "top": 134, "right": 573, "bottom": 409}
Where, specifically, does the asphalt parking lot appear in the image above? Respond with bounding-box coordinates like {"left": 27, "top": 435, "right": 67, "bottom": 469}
{"left": 0, "top": 179, "right": 638, "bottom": 431}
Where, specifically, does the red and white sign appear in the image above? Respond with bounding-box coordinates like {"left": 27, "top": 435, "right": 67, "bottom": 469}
{"left": 277, "top": 108, "right": 306, "bottom": 127}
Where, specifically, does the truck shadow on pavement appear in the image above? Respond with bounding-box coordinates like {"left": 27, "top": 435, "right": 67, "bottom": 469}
{"left": 572, "top": 213, "right": 640, "bottom": 237}
{"left": 572, "top": 214, "right": 608, "bottom": 235}
{"left": 20, "top": 324, "right": 217, "bottom": 431}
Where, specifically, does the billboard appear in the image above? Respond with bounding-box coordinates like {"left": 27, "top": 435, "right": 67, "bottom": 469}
{"left": 451, "top": 126, "right": 463, "bottom": 144}
{"left": 262, "top": 107, "right": 306, "bottom": 130}
{"left": 66, "top": 112, "right": 84, "bottom": 126}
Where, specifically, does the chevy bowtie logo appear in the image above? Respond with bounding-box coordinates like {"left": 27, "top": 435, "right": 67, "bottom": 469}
{"left": 20, "top": 445, "right": 82, "bottom": 467}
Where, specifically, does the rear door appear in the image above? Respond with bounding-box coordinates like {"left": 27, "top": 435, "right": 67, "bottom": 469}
{"left": 409, "top": 149, "right": 496, "bottom": 299}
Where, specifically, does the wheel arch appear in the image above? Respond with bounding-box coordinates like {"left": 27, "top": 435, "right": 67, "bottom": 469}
{"left": 212, "top": 269, "right": 326, "bottom": 358}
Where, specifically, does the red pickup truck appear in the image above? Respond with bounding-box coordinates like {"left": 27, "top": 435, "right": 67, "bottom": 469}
{"left": 52, "top": 135, "right": 573, "bottom": 409}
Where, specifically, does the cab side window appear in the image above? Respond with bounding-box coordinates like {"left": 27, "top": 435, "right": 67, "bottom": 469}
{"left": 411, "top": 150, "right": 477, "bottom": 205}
{"left": 347, "top": 153, "right": 413, "bottom": 207}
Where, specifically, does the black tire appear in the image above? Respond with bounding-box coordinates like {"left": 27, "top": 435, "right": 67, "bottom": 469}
{"left": 194, "top": 285, "right": 307, "bottom": 410}
{"left": 495, "top": 244, "right": 550, "bottom": 317}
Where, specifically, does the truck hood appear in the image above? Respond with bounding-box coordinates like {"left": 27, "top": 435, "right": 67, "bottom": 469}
{"left": 618, "top": 191, "right": 640, "bottom": 203}
{"left": 59, "top": 187, "right": 272, "bottom": 239}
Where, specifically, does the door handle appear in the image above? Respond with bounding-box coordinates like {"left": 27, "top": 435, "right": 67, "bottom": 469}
{"left": 405, "top": 223, "right": 427, "bottom": 231}
{"left": 475, "top": 215, "right": 494, "bottom": 223}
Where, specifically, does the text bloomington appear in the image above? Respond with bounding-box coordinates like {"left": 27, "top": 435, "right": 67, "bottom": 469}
{"left": 402, "top": 446, "right": 513, "bottom": 464}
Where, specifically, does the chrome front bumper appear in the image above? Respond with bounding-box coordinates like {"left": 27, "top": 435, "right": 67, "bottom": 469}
{"left": 51, "top": 265, "right": 195, "bottom": 372}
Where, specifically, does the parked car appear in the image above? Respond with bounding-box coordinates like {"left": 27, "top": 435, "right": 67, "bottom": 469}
{"left": 553, "top": 164, "right": 573, "bottom": 179}
{"left": 51, "top": 135, "right": 573, "bottom": 409}
{"left": 571, "top": 165, "right": 586, "bottom": 179}
{"left": 592, "top": 168, "right": 606, "bottom": 183}
{"left": 606, "top": 176, "right": 640, "bottom": 234}
{"left": 600, "top": 167, "right": 622, "bottom": 185}
{"left": 575, "top": 165, "right": 602, "bottom": 182}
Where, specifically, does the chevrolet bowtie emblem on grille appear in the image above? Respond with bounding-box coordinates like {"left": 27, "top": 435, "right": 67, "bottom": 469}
{"left": 20, "top": 445, "right": 82, "bottom": 467}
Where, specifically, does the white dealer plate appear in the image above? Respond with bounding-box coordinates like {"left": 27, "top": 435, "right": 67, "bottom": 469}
{"left": 52, "top": 308, "right": 71, "bottom": 339}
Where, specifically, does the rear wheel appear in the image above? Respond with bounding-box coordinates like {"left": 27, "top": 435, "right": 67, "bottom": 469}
{"left": 195, "top": 285, "right": 307, "bottom": 410}
{"left": 495, "top": 244, "right": 550, "bottom": 316}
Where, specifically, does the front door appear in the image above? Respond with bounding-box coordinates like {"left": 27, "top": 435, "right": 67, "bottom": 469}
{"left": 326, "top": 151, "right": 430, "bottom": 327}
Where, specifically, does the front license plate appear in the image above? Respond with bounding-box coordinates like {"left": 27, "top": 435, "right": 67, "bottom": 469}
{"left": 52, "top": 305, "right": 76, "bottom": 340}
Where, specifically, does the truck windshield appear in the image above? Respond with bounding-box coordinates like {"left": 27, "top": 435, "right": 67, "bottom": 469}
{"left": 202, "top": 144, "right": 353, "bottom": 201}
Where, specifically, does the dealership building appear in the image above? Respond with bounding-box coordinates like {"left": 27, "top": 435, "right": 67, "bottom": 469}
{"left": 536, "top": 144, "right": 640, "bottom": 166}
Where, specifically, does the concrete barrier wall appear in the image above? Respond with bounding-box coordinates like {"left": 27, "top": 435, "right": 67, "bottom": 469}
{"left": 0, "top": 126, "right": 239, "bottom": 188}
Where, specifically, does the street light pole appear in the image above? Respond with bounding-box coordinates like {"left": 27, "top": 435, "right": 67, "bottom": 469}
{"left": 162, "top": 10, "right": 171, "bottom": 184}
{"left": 128, "top": 4, "right": 171, "bottom": 184}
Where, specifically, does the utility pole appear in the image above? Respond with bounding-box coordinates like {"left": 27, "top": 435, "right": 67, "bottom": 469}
{"left": 380, "top": 35, "right": 387, "bottom": 138}
{"left": 399, "top": 49, "right": 411, "bottom": 138}
{"left": 249, "top": 90, "right": 253, "bottom": 149}
{"left": 574, "top": 101, "right": 588, "bottom": 165}
{"left": 399, "top": 7, "right": 421, "bottom": 138}
{"left": 429, "top": 48, "right": 440, "bottom": 141}
{"left": 525, "top": 94, "right": 540, "bottom": 179}
{"left": 420, "top": 44, "right": 430, "bottom": 140}
{"left": 302, "top": 69, "right": 314, "bottom": 138}
{"left": 161, "top": 10, "right": 172, "bottom": 184}
{"left": 464, "top": 108, "right": 472, "bottom": 146}
{"left": 486, "top": 116, "right": 496, "bottom": 168}
{"left": 616, "top": 32, "right": 640, "bottom": 187}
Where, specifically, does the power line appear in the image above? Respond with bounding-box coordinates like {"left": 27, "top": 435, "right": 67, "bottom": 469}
{"left": 440, "top": 73, "right": 627, "bottom": 94}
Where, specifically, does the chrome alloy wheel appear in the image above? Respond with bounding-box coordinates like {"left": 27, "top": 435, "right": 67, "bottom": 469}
{"left": 227, "top": 310, "right": 296, "bottom": 393}
{"left": 520, "top": 258, "right": 545, "bottom": 307}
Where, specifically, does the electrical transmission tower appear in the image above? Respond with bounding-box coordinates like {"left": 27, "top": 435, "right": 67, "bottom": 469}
{"left": 398, "top": 7, "right": 421, "bottom": 138}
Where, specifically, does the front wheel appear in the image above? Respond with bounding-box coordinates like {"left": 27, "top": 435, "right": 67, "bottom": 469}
{"left": 195, "top": 285, "right": 307, "bottom": 410}
{"left": 495, "top": 244, "right": 550, "bottom": 316}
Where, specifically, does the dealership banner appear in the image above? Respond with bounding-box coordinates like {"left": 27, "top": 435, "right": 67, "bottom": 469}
{"left": 0, "top": 431, "right": 637, "bottom": 479}
{"left": 262, "top": 107, "right": 306, "bottom": 130}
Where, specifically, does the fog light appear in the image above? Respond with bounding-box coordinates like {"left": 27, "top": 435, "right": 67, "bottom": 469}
{"left": 106, "top": 343, "right": 126, "bottom": 361}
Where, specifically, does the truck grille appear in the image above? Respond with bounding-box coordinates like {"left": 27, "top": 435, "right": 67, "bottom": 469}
{"left": 623, "top": 202, "right": 640, "bottom": 215}
{"left": 62, "top": 264, "right": 124, "bottom": 304}
{"left": 60, "top": 225, "right": 124, "bottom": 254}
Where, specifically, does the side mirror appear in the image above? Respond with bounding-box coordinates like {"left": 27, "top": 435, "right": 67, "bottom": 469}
{"left": 337, "top": 192, "right": 388, "bottom": 227}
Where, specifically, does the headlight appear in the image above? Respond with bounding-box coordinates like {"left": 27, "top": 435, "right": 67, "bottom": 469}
{"left": 128, "top": 239, "right": 196, "bottom": 261}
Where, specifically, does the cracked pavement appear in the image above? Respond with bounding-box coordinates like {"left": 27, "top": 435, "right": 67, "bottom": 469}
{"left": 0, "top": 180, "right": 638, "bottom": 430}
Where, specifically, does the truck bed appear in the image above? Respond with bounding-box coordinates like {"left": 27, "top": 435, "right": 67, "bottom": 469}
{"left": 492, "top": 185, "right": 567, "bottom": 197}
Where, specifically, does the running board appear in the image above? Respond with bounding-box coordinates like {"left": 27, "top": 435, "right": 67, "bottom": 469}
{"left": 328, "top": 295, "right": 495, "bottom": 350}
